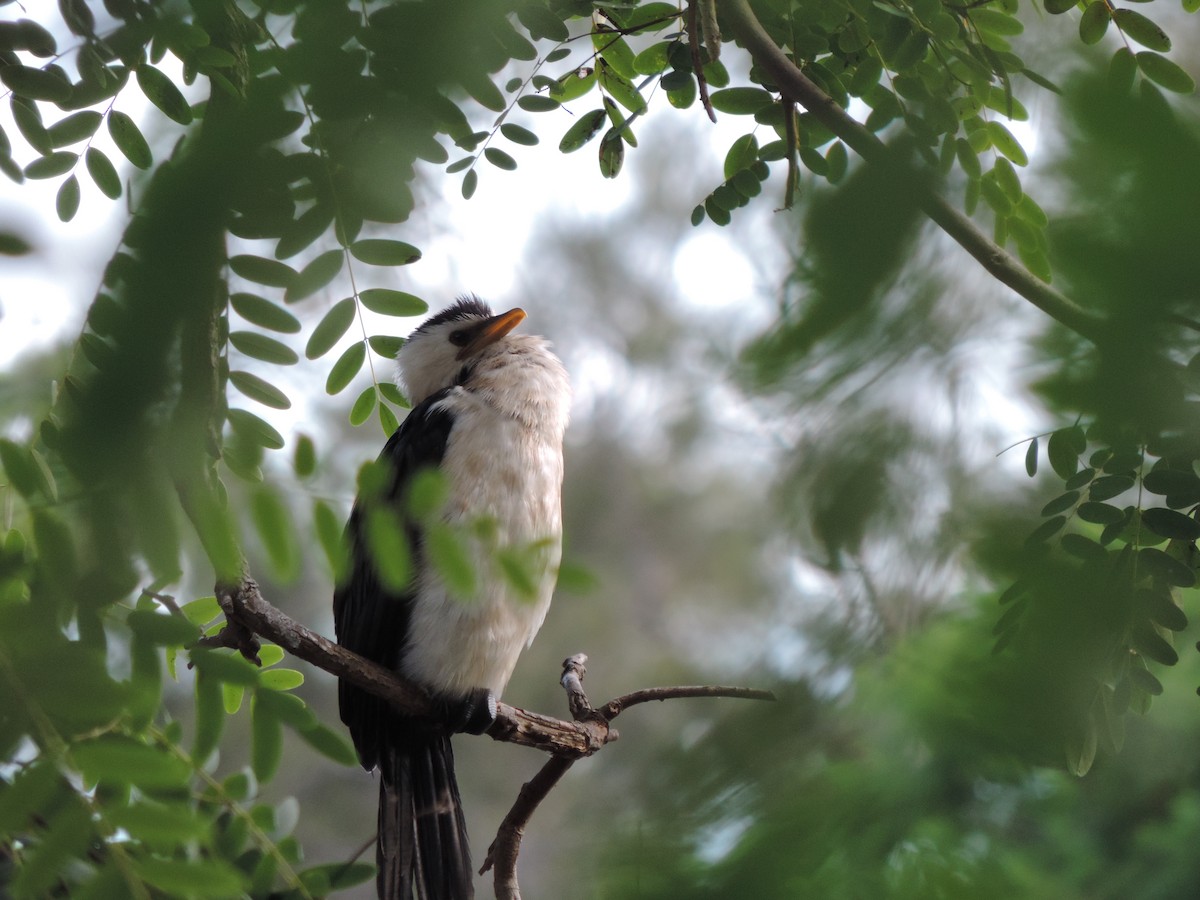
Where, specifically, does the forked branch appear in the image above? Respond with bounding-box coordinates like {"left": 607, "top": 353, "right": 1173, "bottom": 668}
{"left": 482, "top": 653, "right": 774, "bottom": 900}
{"left": 197, "top": 582, "right": 773, "bottom": 899}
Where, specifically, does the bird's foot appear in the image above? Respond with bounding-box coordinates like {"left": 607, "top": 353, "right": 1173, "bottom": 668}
{"left": 436, "top": 687, "right": 496, "bottom": 735}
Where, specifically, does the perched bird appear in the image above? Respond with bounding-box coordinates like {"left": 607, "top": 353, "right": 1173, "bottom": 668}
{"left": 334, "top": 297, "right": 571, "bottom": 900}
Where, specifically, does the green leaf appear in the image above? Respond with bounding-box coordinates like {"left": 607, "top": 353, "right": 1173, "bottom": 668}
{"left": 230, "top": 254, "right": 297, "bottom": 288}
{"left": 2, "top": 18, "right": 58, "bottom": 56}
{"left": 135, "top": 857, "right": 246, "bottom": 898}
{"left": 260, "top": 668, "right": 305, "bottom": 691}
{"left": 300, "top": 862, "right": 377, "bottom": 893}
{"left": 1132, "top": 626, "right": 1178, "bottom": 666}
{"left": 972, "top": 9, "right": 1023, "bottom": 35}
{"left": 55, "top": 175, "right": 80, "bottom": 222}
{"left": 364, "top": 507, "right": 411, "bottom": 591}
{"left": 350, "top": 386, "right": 377, "bottom": 426}
{"left": 25, "top": 151, "right": 77, "bottom": 179}
{"left": 251, "top": 487, "right": 300, "bottom": 580}
{"left": 1043, "top": 0, "right": 1076, "bottom": 13}
{"left": 1027, "top": 515, "right": 1067, "bottom": 544}
{"left": 108, "top": 801, "right": 209, "bottom": 848}
{"left": 293, "top": 433, "right": 316, "bottom": 478}
{"left": 1025, "top": 437, "right": 1038, "bottom": 476}
{"left": 358, "top": 288, "right": 427, "bottom": 317}
{"left": 230, "top": 293, "right": 301, "bottom": 333}
{"left": 0, "top": 65, "right": 70, "bottom": 102}
{"left": 48, "top": 110, "right": 101, "bottom": 147}
{"left": 305, "top": 297, "right": 357, "bottom": 360}
{"left": 516, "top": 94, "right": 560, "bottom": 112}
{"left": 0, "top": 761, "right": 62, "bottom": 835}
{"left": 462, "top": 169, "right": 478, "bottom": 199}
{"left": 275, "top": 202, "right": 335, "bottom": 260}
{"left": 723, "top": 134, "right": 758, "bottom": 180}
{"left": 426, "top": 523, "right": 477, "bottom": 598}
{"left": 597, "top": 59, "right": 646, "bottom": 114}
{"left": 406, "top": 469, "right": 450, "bottom": 521}
{"left": 559, "top": 109, "right": 607, "bottom": 153}
{"left": 12, "top": 804, "right": 92, "bottom": 898}
{"left": 296, "top": 723, "right": 358, "bottom": 766}
{"left": 349, "top": 239, "right": 422, "bottom": 266}
{"left": 500, "top": 123, "right": 538, "bottom": 146}
{"left": 985, "top": 121, "right": 1028, "bottom": 166}
{"left": 107, "top": 110, "right": 152, "bottom": 169}
{"left": 326, "top": 341, "right": 367, "bottom": 395}
{"left": 594, "top": 28, "right": 637, "bottom": 80}
{"left": 1040, "top": 491, "right": 1079, "bottom": 517}
{"left": 1065, "top": 720, "right": 1097, "bottom": 777}
{"left": 1076, "top": 501, "right": 1125, "bottom": 525}
{"left": 550, "top": 67, "right": 597, "bottom": 102}
{"left": 73, "top": 735, "right": 191, "bottom": 789}
{"left": 1138, "top": 547, "right": 1197, "bottom": 588}
{"left": 258, "top": 644, "right": 286, "bottom": 668}
{"left": 190, "top": 646, "right": 262, "bottom": 686}
{"left": 1113, "top": 9, "right": 1170, "bottom": 52}
{"left": 1078, "top": 2, "right": 1110, "bottom": 45}
{"left": 1143, "top": 468, "right": 1200, "bottom": 498}
{"left": 633, "top": 41, "right": 671, "bottom": 75}
{"left": 314, "top": 499, "right": 349, "bottom": 585}
{"left": 227, "top": 408, "right": 286, "bottom": 450}
{"left": 1109, "top": 47, "right": 1138, "bottom": 93}
{"left": 1135, "top": 52, "right": 1195, "bottom": 94}
{"left": 85, "top": 147, "right": 121, "bottom": 199}
{"left": 11, "top": 96, "right": 50, "bottom": 155}
{"left": 1047, "top": 429, "right": 1079, "bottom": 479}
{"left": 381, "top": 401, "right": 404, "bottom": 435}
{"left": 182, "top": 595, "right": 222, "bottom": 626}
{"left": 599, "top": 130, "right": 624, "bottom": 178}
{"left": 255, "top": 685, "right": 317, "bottom": 731}
{"left": 517, "top": 4, "right": 569, "bottom": 41}
{"left": 484, "top": 146, "right": 518, "bottom": 170}
{"left": 229, "top": 331, "right": 299, "bottom": 366}
{"left": 710, "top": 87, "right": 775, "bottom": 115}
{"left": 1141, "top": 507, "right": 1200, "bottom": 541}
{"left": 0, "top": 439, "right": 41, "bottom": 498}
{"left": 190, "top": 672, "right": 224, "bottom": 758}
{"left": 825, "top": 141, "right": 848, "bottom": 183}
{"left": 136, "top": 64, "right": 193, "bottom": 124}
{"left": 126, "top": 609, "right": 199, "bottom": 645}
{"left": 369, "top": 334, "right": 406, "bottom": 360}
{"left": 1061, "top": 533, "right": 1106, "bottom": 560}
{"left": 1090, "top": 474, "right": 1135, "bottom": 501}
{"left": 286, "top": 249, "right": 343, "bottom": 303}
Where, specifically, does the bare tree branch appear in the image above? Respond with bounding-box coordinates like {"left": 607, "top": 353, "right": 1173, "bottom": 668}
{"left": 192, "top": 577, "right": 777, "bottom": 900}
{"left": 718, "top": 0, "right": 1107, "bottom": 345}
{"left": 204, "top": 578, "right": 615, "bottom": 757}
{"left": 481, "top": 654, "right": 776, "bottom": 899}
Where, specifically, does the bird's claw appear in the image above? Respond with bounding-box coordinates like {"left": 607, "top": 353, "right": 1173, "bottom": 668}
{"left": 437, "top": 687, "right": 496, "bottom": 735}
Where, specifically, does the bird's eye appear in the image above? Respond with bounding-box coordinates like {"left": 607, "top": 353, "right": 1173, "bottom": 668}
{"left": 448, "top": 330, "right": 470, "bottom": 347}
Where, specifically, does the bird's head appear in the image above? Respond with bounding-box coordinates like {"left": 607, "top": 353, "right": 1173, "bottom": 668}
{"left": 396, "top": 296, "right": 528, "bottom": 406}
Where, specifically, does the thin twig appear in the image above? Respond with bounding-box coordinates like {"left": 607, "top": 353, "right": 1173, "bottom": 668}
{"left": 482, "top": 657, "right": 775, "bottom": 899}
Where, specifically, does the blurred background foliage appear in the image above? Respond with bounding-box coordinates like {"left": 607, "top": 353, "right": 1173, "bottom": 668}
{"left": 1, "top": 0, "right": 1199, "bottom": 897}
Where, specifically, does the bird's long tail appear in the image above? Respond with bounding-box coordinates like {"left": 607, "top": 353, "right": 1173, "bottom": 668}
{"left": 377, "top": 733, "right": 473, "bottom": 900}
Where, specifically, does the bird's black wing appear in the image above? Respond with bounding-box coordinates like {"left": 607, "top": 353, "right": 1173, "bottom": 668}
{"left": 333, "top": 387, "right": 477, "bottom": 899}
{"left": 333, "top": 386, "right": 456, "bottom": 771}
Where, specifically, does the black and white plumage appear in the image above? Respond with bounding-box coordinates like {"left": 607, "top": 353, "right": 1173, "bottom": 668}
{"left": 334, "top": 297, "right": 570, "bottom": 900}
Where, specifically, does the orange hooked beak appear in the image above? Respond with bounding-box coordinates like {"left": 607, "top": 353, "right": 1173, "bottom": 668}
{"left": 455, "top": 307, "right": 526, "bottom": 360}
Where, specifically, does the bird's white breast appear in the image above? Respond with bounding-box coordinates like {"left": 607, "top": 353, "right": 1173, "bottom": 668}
{"left": 399, "top": 343, "right": 568, "bottom": 698}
